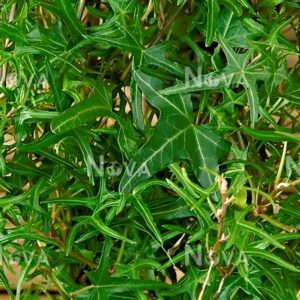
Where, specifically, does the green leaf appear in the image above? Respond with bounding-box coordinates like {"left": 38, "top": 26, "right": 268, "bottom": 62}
{"left": 206, "top": 0, "right": 220, "bottom": 47}
{"left": 85, "top": 278, "right": 170, "bottom": 297}
{"left": 19, "top": 132, "right": 62, "bottom": 152}
{"left": 117, "top": 120, "right": 139, "bottom": 160}
{"left": 16, "top": 252, "right": 34, "bottom": 300}
{"left": 0, "top": 21, "right": 27, "bottom": 44}
{"left": 130, "top": 78, "right": 145, "bottom": 132}
{"left": 0, "top": 268, "right": 15, "bottom": 299}
{"left": 217, "top": 34, "right": 259, "bottom": 127}
{"left": 90, "top": 217, "right": 136, "bottom": 245}
{"left": 18, "top": 110, "right": 59, "bottom": 125}
{"left": 241, "top": 126, "right": 300, "bottom": 143}
{"left": 160, "top": 35, "right": 267, "bottom": 127}
{"left": 42, "top": 197, "right": 96, "bottom": 210}
{"left": 119, "top": 71, "right": 227, "bottom": 192}
{"left": 143, "top": 45, "right": 185, "bottom": 78}
{"left": 237, "top": 221, "right": 285, "bottom": 249}
{"left": 251, "top": 260, "right": 286, "bottom": 298}
{"left": 45, "top": 58, "right": 65, "bottom": 111}
{"left": 89, "top": 18, "right": 142, "bottom": 56}
{"left": 220, "top": 0, "right": 243, "bottom": 16}
{"left": 72, "top": 131, "right": 98, "bottom": 184}
{"left": 237, "top": 0, "right": 256, "bottom": 14}
{"left": 88, "top": 238, "right": 113, "bottom": 284}
{"left": 166, "top": 179, "right": 211, "bottom": 227}
{"left": 107, "top": 0, "right": 137, "bottom": 15}
{"left": 131, "top": 195, "right": 163, "bottom": 244}
{"left": 51, "top": 95, "right": 114, "bottom": 134}
{"left": 55, "top": 0, "right": 85, "bottom": 39}
{"left": 217, "top": 7, "right": 250, "bottom": 47}
{"left": 244, "top": 249, "right": 300, "bottom": 273}
{"left": 0, "top": 231, "right": 59, "bottom": 246}
{"left": 66, "top": 221, "right": 86, "bottom": 255}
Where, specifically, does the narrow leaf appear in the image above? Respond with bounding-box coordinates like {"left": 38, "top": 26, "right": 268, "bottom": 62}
{"left": 206, "top": 0, "right": 220, "bottom": 47}
{"left": 51, "top": 96, "right": 115, "bottom": 134}
{"left": 45, "top": 59, "right": 65, "bottom": 111}
{"left": 55, "top": 0, "right": 85, "bottom": 38}
{"left": 90, "top": 217, "right": 136, "bottom": 245}
{"left": 131, "top": 195, "right": 163, "bottom": 244}
{"left": 244, "top": 249, "right": 300, "bottom": 273}
{"left": 238, "top": 221, "right": 285, "bottom": 249}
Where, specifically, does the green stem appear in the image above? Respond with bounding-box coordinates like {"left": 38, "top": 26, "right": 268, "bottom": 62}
{"left": 116, "top": 226, "right": 128, "bottom": 263}
{"left": 274, "top": 141, "right": 288, "bottom": 188}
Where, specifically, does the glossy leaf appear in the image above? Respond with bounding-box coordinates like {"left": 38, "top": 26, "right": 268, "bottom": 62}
{"left": 244, "top": 249, "right": 300, "bottom": 273}
{"left": 51, "top": 95, "right": 114, "bottom": 134}
{"left": 90, "top": 217, "right": 136, "bottom": 245}
{"left": 119, "top": 71, "right": 228, "bottom": 192}
{"left": 206, "top": 0, "right": 220, "bottom": 47}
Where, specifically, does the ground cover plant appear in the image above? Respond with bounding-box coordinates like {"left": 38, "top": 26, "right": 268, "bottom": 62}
{"left": 0, "top": 0, "right": 299, "bottom": 299}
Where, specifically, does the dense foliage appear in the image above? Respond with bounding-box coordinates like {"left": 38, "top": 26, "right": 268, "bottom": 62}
{"left": 0, "top": 0, "right": 299, "bottom": 299}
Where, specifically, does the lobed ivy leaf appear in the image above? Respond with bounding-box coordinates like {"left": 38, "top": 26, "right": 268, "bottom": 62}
{"left": 119, "top": 70, "right": 228, "bottom": 192}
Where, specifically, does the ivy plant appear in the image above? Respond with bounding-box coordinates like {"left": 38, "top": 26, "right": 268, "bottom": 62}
{"left": 0, "top": 0, "right": 299, "bottom": 299}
